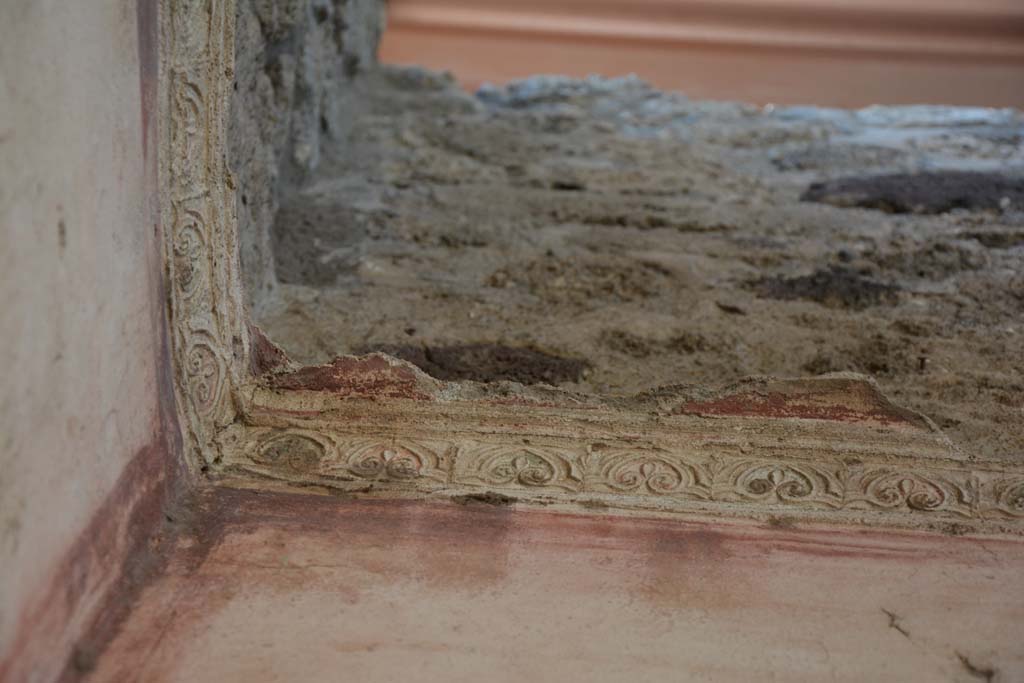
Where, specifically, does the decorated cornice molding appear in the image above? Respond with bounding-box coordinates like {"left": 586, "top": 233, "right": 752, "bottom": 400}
{"left": 213, "top": 368, "right": 1024, "bottom": 533}
{"left": 161, "top": 0, "right": 248, "bottom": 466}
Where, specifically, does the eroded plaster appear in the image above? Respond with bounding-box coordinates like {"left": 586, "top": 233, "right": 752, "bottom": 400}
{"left": 159, "top": 0, "right": 1024, "bottom": 535}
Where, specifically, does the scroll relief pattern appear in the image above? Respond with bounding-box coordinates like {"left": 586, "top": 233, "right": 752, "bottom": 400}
{"left": 242, "top": 431, "right": 452, "bottom": 491}
{"left": 223, "top": 428, "right": 1024, "bottom": 525}
{"left": 163, "top": 0, "right": 248, "bottom": 465}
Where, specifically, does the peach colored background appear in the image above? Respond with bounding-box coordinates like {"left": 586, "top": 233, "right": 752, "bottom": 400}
{"left": 381, "top": 0, "right": 1024, "bottom": 107}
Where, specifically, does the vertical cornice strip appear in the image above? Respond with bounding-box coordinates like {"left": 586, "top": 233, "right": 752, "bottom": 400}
{"left": 161, "top": 0, "right": 247, "bottom": 469}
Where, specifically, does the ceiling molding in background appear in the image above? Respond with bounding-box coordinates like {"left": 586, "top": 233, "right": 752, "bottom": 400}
{"left": 380, "top": 0, "right": 1024, "bottom": 106}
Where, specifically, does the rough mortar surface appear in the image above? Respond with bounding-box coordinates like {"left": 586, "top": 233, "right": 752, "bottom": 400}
{"left": 255, "top": 71, "right": 1024, "bottom": 462}
{"left": 171, "top": 0, "right": 1024, "bottom": 533}
{"left": 230, "top": 0, "right": 385, "bottom": 309}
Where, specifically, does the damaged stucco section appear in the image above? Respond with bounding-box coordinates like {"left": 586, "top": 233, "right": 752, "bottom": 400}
{"left": 229, "top": 0, "right": 385, "bottom": 309}
{"left": 167, "top": 0, "right": 1024, "bottom": 534}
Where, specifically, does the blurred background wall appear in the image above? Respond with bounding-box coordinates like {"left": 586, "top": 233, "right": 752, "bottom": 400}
{"left": 380, "top": 0, "right": 1024, "bottom": 107}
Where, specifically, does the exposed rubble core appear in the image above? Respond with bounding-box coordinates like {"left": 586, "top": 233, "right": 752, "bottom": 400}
{"left": 228, "top": 3, "right": 1024, "bottom": 463}
{"left": 245, "top": 70, "right": 1024, "bottom": 462}
{"left": 230, "top": 0, "right": 384, "bottom": 307}
{"left": 802, "top": 170, "right": 1024, "bottom": 214}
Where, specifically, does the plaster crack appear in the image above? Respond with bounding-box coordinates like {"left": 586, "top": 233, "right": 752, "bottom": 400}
{"left": 881, "top": 608, "right": 910, "bottom": 639}
{"left": 956, "top": 652, "right": 996, "bottom": 683}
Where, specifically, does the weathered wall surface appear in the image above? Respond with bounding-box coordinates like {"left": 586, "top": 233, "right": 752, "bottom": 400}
{"left": 0, "top": 1, "right": 179, "bottom": 680}
{"left": 89, "top": 491, "right": 1024, "bottom": 682}
{"left": 230, "top": 0, "right": 384, "bottom": 310}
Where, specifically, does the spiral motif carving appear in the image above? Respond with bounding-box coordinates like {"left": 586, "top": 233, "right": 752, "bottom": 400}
{"left": 1003, "top": 482, "right": 1024, "bottom": 513}
{"left": 745, "top": 468, "right": 813, "bottom": 499}
{"left": 457, "top": 445, "right": 583, "bottom": 492}
{"left": 620, "top": 461, "right": 685, "bottom": 492}
{"left": 858, "top": 471, "right": 960, "bottom": 513}
{"left": 316, "top": 441, "right": 450, "bottom": 485}
{"left": 171, "top": 77, "right": 204, "bottom": 180}
{"left": 349, "top": 446, "right": 426, "bottom": 481}
{"left": 185, "top": 342, "right": 221, "bottom": 415}
{"left": 491, "top": 453, "right": 557, "bottom": 487}
{"left": 720, "top": 461, "right": 842, "bottom": 507}
{"left": 255, "top": 434, "right": 326, "bottom": 473}
{"left": 880, "top": 478, "right": 942, "bottom": 510}
{"left": 172, "top": 210, "right": 207, "bottom": 298}
{"left": 597, "top": 453, "right": 710, "bottom": 499}
{"left": 987, "top": 478, "right": 1024, "bottom": 518}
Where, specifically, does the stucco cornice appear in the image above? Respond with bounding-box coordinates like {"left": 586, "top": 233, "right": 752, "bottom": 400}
{"left": 160, "top": 0, "right": 1024, "bottom": 534}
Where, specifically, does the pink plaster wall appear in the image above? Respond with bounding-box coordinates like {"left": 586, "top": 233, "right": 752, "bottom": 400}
{"left": 91, "top": 490, "right": 1024, "bottom": 682}
{"left": 0, "top": 1, "right": 180, "bottom": 680}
